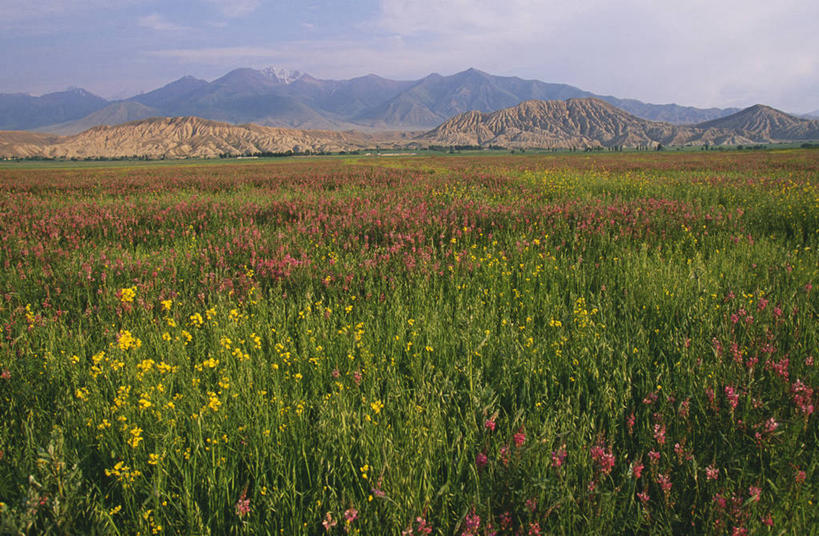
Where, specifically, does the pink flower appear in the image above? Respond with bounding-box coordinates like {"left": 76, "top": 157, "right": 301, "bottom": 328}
{"left": 527, "top": 521, "right": 541, "bottom": 535}
{"left": 499, "top": 445, "right": 510, "bottom": 466}
{"left": 323, "top": 512, "right": 337, "bottom": 531}
{"left": 525, "top": 498, "right": 537, "bottom": 512}
{"left": 656, "top": 473, "right": 672, "bottom": 494}
{"left": 415, "top": 517, "right": 432, "bottom": 535}
{"left": 748, "top": 486, "right": 761, "bottom": 503}
{"left": 637, "top": 490, "right": 650, "bottom": 503}
{"left": 626, "top": 412, "right": 635, "bottom": 435}
{"left": 484, "top": 419, "right": 496, "bottom": 432}
{"left": 513, "top": 428, "right": 526, "bottom": 447}
{"left": 551, "top": 447, "right": 567, "bottom": 468}
{"left": 648, "top": 450, "right": 661, "bottom": 464}
{"left": 632, "top": 462, "right": 644, "bottom": 479}
{"left": 475, "top": 452, "right": 488, "bottom": 470}
{"left": 461, "top": 511, "right": 480, "bottom": 536}
{"left": 706, "top": 465, "right": 719, "bottom": 481}
{"left": 0, "top": 369, "right": 9, "bottom": 380}
{"left": 791, "top": 380, "right": 815, "bottom": 416}
{"left": 235, "top": 490, "right": 251, "bottom": 518}
{"left": 725, "top": 385, "right": 739, "bottom": 410}
{"left": 344, "top": 508, "right": 358, "bottom": 523}
{"left": 795, "top": 470, "right": 807, "bottom": 484}
{"left": 590, "top": 444, "right": 615, "bottom": 475}
{"left": 653, "top": 423, "right": 666, "bottom": 446}
{"left": 762, "top": 515, "right": 774, "bottom": 527}
{"left": 764, "top": 417, "right": 778, "bottom": 433}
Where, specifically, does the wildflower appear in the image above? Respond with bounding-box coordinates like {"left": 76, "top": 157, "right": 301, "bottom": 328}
{"left": 475, "top": 452, "right": 488, "bottom": 470}
{"left": 590, "top": 443, "right": 615, "bottom": 474}
{"left": 748, "top": 486, "right": 761, "bottom": 503}
{"left": 656, "top": 473, "right": 672, "bottom": 494}
{"left": 0, "top": 369, "right": 9, "bottom": 380}
{"left": 626, "top": 412, "right": 635, "bottom": 434}
{"left": 637, "top": 490, "right": 650, "bottom": 504}
{"left": 706, "top": 465, "right": 719, "bottom": 481}
{"left": 160, "top": 299, "right": 172, "bottom": 311}
{"left": 344, "top": 507, "right": 358, "bottom": 524}
{"left": 235, "top": 490, "right": 250, "bottom": 518}
{"left": 414, "top": 517, "right": 432, "bottom": 535}
{"left": 791, "top": 380, "right": 815, "bottom": 415}
{"left": 513, "top": 428, "right": 526, "bottom": 447}
{"left": 762, "top": 515, "right": 774, "bottom": 527}
{"left": 322, "top": 512, "right": 337, "bottom": 531}
{"left": 525, "top": 498, "right": 537, "bottom": 513}
{"left": 484, "top": 419, "right": 496, "bottom": 432}
{"left": 551, "top": 447, "right": 567, "bottom": 468}
{"left": 653, "top": 423, "right": 666, "bottom": 446}
{"left": 795, "top": 469, "right": 806, "bottom": 483}
{"left": 764, "top": 417, "right": 778, "bottom": 433}
{"left": 370, "top": 400, "right": 384, "bottom": 414}
{"left": 461, "top": 510, "right": 480, "bottom": 536}
{"left": 725, "top": 385, "right": 739, "bottom": 410}
{"left": 632, "top": 461, "right": 644, "bottom": 479}
{"left": 127, "top": 427, "right": 143, "bottom": 448}
{"left": 117, "top": 330, "right": 142, "bottom": 351}
{"left": 119, "top": 287, "right": 136, "bottom": 303}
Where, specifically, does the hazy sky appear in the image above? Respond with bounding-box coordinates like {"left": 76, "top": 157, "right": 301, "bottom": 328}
{"left": 1, "top": 0, "right": 817, "bottom": 113}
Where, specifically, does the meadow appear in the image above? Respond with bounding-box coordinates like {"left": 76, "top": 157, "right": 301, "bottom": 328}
{"left": 0, "top": 150, "right": 816, "bottom": 535}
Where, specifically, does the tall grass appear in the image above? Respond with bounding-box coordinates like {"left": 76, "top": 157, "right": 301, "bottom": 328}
{"left": 0, "top": 151, "right": 816, "bottom": 535}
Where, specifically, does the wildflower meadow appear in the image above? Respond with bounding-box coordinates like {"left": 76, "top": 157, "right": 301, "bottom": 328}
{"left": 0, "top": 150, "right": 816, "bottom": 535}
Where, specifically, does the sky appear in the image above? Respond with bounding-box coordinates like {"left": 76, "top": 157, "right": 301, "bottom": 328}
{"left": 1, "top": 0, "right": 817, "bottom": 114}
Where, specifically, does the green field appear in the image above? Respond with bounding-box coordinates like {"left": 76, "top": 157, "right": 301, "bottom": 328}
{"left": 0, "top": 151, "right": 816, "bottom": 535}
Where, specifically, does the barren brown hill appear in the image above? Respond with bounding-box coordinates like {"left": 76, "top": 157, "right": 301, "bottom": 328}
{"left": 0, "top": 116, "right": 413, "bottom": 159}
{"left": 695, "top": 105, "right": 819, "bottom": 141}
{"left": 0, "top": 131, "right": 62, "bottom": 158}
{"left": 421, "top": 98, "right": 755, "bottom": 149}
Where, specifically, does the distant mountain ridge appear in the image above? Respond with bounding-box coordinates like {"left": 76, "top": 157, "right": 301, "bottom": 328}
{"left": 2, "top": 99, "right": 816, "bottom": 159}
{"left": 2, "top": 67, "right": 747, "bottom": 133}
{"left": 421, "top": 99, "right": 819, "bottom": 149}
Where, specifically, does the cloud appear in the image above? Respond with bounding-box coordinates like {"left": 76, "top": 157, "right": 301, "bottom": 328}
{"left": 138, "top": 14, "right": 188, "bottom": 32}
{"left": 369, "top": 0, "right": 819, "bottom": 110}
{"left": 0, "top": 0, "right": 143, "bottom": 20}
{"left": 202, "top": 0, "right": 260, "bottom": 18}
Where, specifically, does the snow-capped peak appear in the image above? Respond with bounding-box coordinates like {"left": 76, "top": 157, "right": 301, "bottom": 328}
{"left": 259, "top": 67, "right": 304, "bottom": 84}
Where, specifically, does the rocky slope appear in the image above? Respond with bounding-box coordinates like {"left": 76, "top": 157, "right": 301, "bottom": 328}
{"left": 695, "top": 105, "right": 819, "bottom": 141}
{"left": 419, "top": 99, "right": 811, "bottom": 149}
{"left": 0, "top": 117, "right": 412, "bottom": 159}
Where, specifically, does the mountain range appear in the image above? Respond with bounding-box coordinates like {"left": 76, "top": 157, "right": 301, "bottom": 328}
{"left": 421, "top": 99, "right": 819, "bottom": 148}
{"left": 2, "top": 98, "right": 817, "bottom": 159}
{"left": 1, "top": 67, "right": 744, "bottom": 134}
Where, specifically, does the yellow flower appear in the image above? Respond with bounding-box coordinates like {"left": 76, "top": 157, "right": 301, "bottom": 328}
{"left": 206, "top": 392, "right": 221, "bottom": 412}
{"left": 117, "top": 330, "right": 142, "bottom": 351}
{"left": 188, "top": 313, "right": 204, "bottom": 328}
{"left": 119, "top": 287, "right": 136, "bottom": 303}
{"left": 128, "top": 427, "right": 143, "bottom": 448}
{"left": 370, "top": 400, "right": 384, "bottom": 414}
{"left": 160, "top": 299, "right": 172, "bottom": 311}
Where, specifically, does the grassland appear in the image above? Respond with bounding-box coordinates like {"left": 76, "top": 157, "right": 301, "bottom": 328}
{"left": 0, "top": 150, "right": 816, "bottom": 535}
